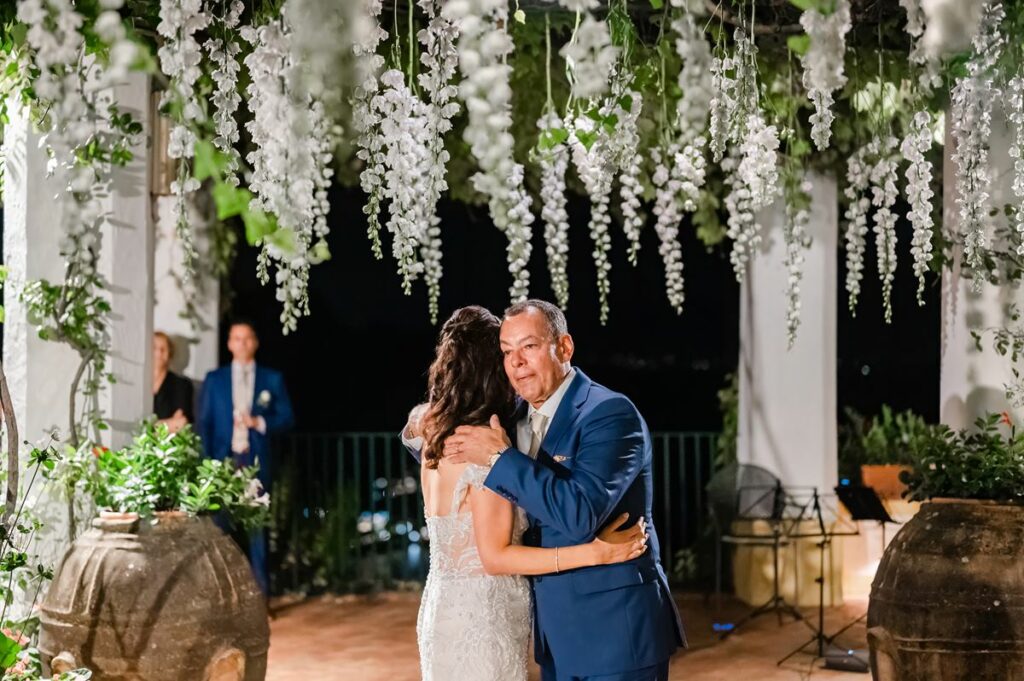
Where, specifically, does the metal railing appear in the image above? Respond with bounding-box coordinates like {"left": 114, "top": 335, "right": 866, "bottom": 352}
{"left": 269, "top": 431, "right": 718, "bottom": 594}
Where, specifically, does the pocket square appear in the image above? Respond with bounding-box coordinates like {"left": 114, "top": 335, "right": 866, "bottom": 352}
{"left": 553, "top": 455, "right": 569, "bottom": 463}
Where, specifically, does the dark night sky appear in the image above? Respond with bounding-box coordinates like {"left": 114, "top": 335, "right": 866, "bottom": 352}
{"left": 222, "top": 185, "right": 940, "bottom": 434}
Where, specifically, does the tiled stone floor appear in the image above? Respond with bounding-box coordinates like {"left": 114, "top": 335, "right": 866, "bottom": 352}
{"left": 266, "top": 591, "right": 869, "bottom": 680}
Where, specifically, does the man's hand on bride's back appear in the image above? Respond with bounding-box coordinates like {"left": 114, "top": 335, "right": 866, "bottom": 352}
{"left": 591, "top": 513, "right": 648, "bottom": 565}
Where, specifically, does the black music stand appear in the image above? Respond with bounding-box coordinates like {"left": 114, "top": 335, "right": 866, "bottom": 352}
{"left": 820, "top": 485, "right": 895, "bottom": 646}
{"left": 777, "top": 488, "right": 860, "bottom": 667}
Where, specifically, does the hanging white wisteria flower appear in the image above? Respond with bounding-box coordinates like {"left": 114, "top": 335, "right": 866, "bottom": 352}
{"left": 710, "top": 29, "right": 757, "bottom": 161}
{"left": 1008, "top": 75, "right": 1024, "bottom": 255}
{"left": 18, "top": 0, "right": 101, "bottom": 284}
{"left": 869, "top": 136, "right": 900, "bottom": 324}
{"left": 570, "top": 114, "right": 615, "bottom": 325}
{"left": 651, "top": 142, "right": 686, "bottom": 314}
{"left": 443, "top": 0, "right": 533, "bottom": 301}
{"left": 373, "top": 69, "right": 434, "bottom": 295}
{"left": 608, "top": 89, "right": 645, "bottom": 265}
{"left": 537, "top": 112, "right": 572, "bottom": 309}
{"left": 158, "top": 0, "right": 211, "bottom": 278}
{"left": 725, "top": 112, "right": 781, "bottom": 283}
{"left": 901, "top": 111, "right": 935, "bottom": 304}
{"left": 798, "top": 0, "right": 851, "bottom": 151}
{"left": 243, "top": 17, "right": 335, "bottom": 334}
{"left": 783, "top": 177, "right": 813, "bottom": 349}
{"left": 708, "top": 53, "right": 737, "bottom": 162}
{"left": 900, "top": 0, "right": 942, "bottom": 93}
{"left": 352, "top": 0, "right": 388, "bottom": 259}
{"left": 416, "top": 0, "right": 460, "bottom": 323}
{"left": 844, "top": 143, "right": 872, "bottom": 314}
{"left": 951, "top": 0, "right": 1005, "bottom": 285}
{"left": 204, "top": 0, "right": 244, "bottom": 185}
{"left": 671, "top": 10, "right": 712, "bottom": 214}
{"left": 560, "top": 15, "right": 618, "bottom": 100}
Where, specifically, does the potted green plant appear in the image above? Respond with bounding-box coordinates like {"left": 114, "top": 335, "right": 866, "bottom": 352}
{"left": 842, "top": 405, "right": 932, "bottom": 499}
{"left": 39, "top": 422, "right": 271, "bottom": 681}
{"left": 868, "top": 414, "right": 1024, "bottom": 680}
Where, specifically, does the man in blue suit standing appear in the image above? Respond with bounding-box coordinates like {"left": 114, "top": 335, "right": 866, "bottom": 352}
{"left": 441, "top": 299, "right": 685, "bottom": 680}
{"left": 198, "top": 319, "right": 295, "bottom": 594}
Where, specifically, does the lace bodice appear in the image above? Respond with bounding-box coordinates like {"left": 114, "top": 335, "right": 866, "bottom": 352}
{"left": 423, "top": 464, "right": 529, "bottom": 577}
{"left": 417, "top": 464, "right": 532, "bottom": 680}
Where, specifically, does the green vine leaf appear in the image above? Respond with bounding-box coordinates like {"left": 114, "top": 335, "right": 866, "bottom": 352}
{"left": 787, "top": 34, "right": 811, "bottom": 56}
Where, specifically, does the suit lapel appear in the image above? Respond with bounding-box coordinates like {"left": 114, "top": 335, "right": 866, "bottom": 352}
{"left": 541, "top": 368, "right": 592, "bottom": 456}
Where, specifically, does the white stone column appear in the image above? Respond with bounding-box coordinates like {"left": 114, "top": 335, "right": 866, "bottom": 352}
{"left": 152, "top": 194, "right": 220, "bottom": 382}
{"left": 737, "top": 173, "right": 839, "bottom": 495}
{"left": 939, "top": 109, "right": 1022, "bottom": 429}
{"left": 97, "top": 72, "right": 155, "bottom": 449}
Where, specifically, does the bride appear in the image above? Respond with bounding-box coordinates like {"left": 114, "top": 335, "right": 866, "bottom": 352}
{"left": 410, "top": 306, "right": 647, "bottom": 681}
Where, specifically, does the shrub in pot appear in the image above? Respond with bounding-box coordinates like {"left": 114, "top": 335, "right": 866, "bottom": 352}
{"left": 40, "top": 422, "right": 272, "bottom": 681}
{"left": 868, "top": 414, "right": 1024, "bottom": 681}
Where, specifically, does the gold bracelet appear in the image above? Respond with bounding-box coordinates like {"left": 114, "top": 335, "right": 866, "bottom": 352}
{"left": 555, "top": 547, "right": 560, "bottom": 574}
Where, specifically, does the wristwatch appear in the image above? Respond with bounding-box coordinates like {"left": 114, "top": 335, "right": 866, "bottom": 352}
{"left": 487, "top": 445, "right": 509, "bottom": 468}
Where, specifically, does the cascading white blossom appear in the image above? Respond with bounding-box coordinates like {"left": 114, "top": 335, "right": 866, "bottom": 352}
{"left": 901, "top": 111, "right": 935, "bottom": 303}
{"left": 560, "top": 15, "right": 618, "bottom": 100}
{"left": 537, "top": 112, "right": 571, "bottom": 310}
{"left": 559, "top": 0, "right": 600, "bottom": 10}
{"left": 844, "top": 144, "right": 872, "bottom": 314}
{"left": 951, "top": 0, "right": 1005, "bottom": 284}
{"left": 869, "top": 136, "right": 900, "bottom": 323}
{"left": 204, "top": 0, "right": 244, "bottom": 184}
{"left": 17, "top": 0, "right": 103, "bottom": 285}
{"left": 443, "top": 0, "right": 533, "bottom": 301}
{"left": 570, "top": 114, "right": 615, "bottom": 325}
{"left": 709, "top": 29, "right": 755, "bottom": 161}
{"left": 783, "top": 179, "right": 813, "bottom": 349}
{"left": 798, "top": 0, "right": 851, "bottom": 151}
{"left": 651, "top": 142, "right": 686, "bottom": 314}
{"left": 243, "top": 17, "right": 335, "bottom": 334}
{"left": 671, "top": 9, "right": 712, "bottom": 213}
{"left": 352, "top": 0, "right": 388, "bottom": 259}
{"left": 417, "top": 0, "right": 461, "bottom": 323}
{"left": 372, "top": 70, "right": 434, "bottom": 296}
{"left": 901, "top": 0, "right": 943, "bottom": 93}
{"left": 1008, "top": 75, "right": 1024, "bottom": 254}
{"left": 608, "top": 90, "right": 644, "bottom": 265}
{"left": 158, "top": 0, "right": 211, "bottom": 277}
{"left": 725, "top": 113, "right": 781, "bottom": 282}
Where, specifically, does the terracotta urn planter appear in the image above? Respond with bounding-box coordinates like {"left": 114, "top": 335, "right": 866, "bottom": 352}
{"left": 39, "top": 511, "right": 268, "bottom": 681}
{"left": 860, "top": 464, "right": 912, "bottom": 499}
{"left": 868, "top": 499, "right": 1024, "bottom": 680}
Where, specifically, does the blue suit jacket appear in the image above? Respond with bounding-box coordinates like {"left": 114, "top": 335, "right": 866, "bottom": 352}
{"left": 197, "top": 364, "right": 295, "bottom": 492}
{"left": 486, "top": 369, "right": 685, "bottom": 676}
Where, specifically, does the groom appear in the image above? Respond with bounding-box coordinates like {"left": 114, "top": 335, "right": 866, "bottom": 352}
{"left": 415, "top": 299, "right": 685, "bottom": 680}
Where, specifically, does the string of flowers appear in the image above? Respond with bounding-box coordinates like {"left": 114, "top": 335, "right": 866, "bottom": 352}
{"left": 782, "top": 173, "right": 812, "bottom": 348}
{"left": 204, "top": 0, "right": 244, "bottom": 185}
{"left": 869, "top": 135, "right": 900, "bottom": 323}
{"left": 901, "top": 111, "right": 935, "bottom": 304}
{"left": 798, "top": 0, "right": 851, "bottom": 151}
{"left": 651, "top": 141, "right": 686, "bottom": 314}
{"left": 443, "top": 0, "right": 533, "bottom": 301}
{"left": 243, "top": 16, "right": 335, "bottom": 334}
{"left": 560, "top": 14, "right": 618, "bottom": 100}
{"left": 570, "top": 113, "right": 615, "bottom": 325}
{"left": 613, "top": 90, "right": 645, "bottom": 265}
{"left": 157, "top": 0, "right": 212, "bottom": 280}
{"left": 537, "top": 111, "right": 572, "bottom": 309}
{"left": 844, "top": 143, "right": 872, "bottom": 314}
{"left": 671, "top": 9, "right": 712, "bottom": 213}
{"left": 951, "top": 0, "right": 1005, "bottom": 286}
{"left": 352, "top": 0, "right": 388, "bottom": 259}
{"left": 1007, "top": 74, "right": 1024, "bottom": 255}
{"left": 372, "top": 69, "right": 432, "bottom": 294}
{"left": 416, "top": 0, "right": 461, "bottom": 323}
{"left": 725, "top": 112, "right": 781, "bottom": 282}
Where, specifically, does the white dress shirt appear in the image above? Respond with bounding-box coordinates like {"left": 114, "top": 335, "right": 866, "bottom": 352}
{"left": 516, "top": 368, "right": 576, "bottom": 456}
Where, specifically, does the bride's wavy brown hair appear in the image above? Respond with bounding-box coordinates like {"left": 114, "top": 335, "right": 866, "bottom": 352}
{"left": 422, "top": 306, "right": 515, "bottom": 469}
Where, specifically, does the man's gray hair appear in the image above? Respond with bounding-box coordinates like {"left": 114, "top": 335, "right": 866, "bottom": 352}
{"left": 504, "top": 299, "right": 569, "bottom": 339}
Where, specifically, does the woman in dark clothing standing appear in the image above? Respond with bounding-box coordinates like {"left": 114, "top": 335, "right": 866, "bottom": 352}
{"left": 153, "top": 331, "right": 194, "bottom": 432}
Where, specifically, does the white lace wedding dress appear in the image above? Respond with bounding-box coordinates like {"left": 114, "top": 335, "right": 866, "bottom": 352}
{"left": 417, "top": 464, "right": 532, "bottom": 680}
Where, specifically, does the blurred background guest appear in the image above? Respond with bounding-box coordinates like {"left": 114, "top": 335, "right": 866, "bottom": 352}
{"left": 153, "top": 331, "right": 194, "bottom": 433}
